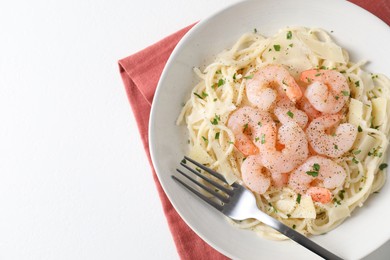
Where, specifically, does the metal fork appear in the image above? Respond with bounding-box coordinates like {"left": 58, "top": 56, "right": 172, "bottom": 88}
{"left": 172, "top": 156, "right": 343, "bottom": 260}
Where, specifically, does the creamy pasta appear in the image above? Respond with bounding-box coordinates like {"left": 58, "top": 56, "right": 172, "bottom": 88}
{"left": 176, "top": 27, "right": 390, "bottom": 239}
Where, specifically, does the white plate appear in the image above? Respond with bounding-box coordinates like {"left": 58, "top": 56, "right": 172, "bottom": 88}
{"left": 149, "top": 0, "right": 390, "bottom": 259}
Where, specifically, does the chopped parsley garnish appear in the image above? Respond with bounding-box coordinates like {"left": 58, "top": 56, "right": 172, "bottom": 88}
{"left": 355, "top": 81, "right": 360, "bottom": 87}
{"left": 196, "top": 168, "right": 202, "bottom": 173}
{"left": 334, "top": 144, "right": 339, "bottom": 150}
{"left": 228, "top": 141, "right": 234, "bottom": 144}
{"left": 257, "top": 121, "right": 262, "bottom": 127}
{"left": 194, "top": 91, "right": 208, "bottom": 98}
{"left": 216, "top": 70, "right": 222, "bottom": 74}
{"left": 306, "top": 163, "right": 320, "bottom": 177}
{"left": 368, "top": 147, "right": 383, "bottom": 157}
{"left": 335, "top": 95, "right": 340, "bottom": 100}
{"left": 292, "top": 224, "right": 296, "bottom": 229}
{"left": 201, "top": 136, "right": 208, "bottom": 143}
{"left": 338, "top": 190, "right": 345, "bottom": 200}
{"left": 218, "top": 78, "right": 225, "bottom": 87}
{"left": 358, "top": 125, "right": 363, "bottom": 132}
{"left": 193, "top": 92, "right": 203, "bottom": 99}
{"left": 181, "top": 158, "right": 186, "bottom": 164}
{"left": 315, "top": 73, "right": 321, "bottom": 77}
{"left": 286, "top": 31, "right": 292, "bottom": 39}
{"left": 353, "top": 149, "right": 361, "bottom": 155}
{"left": 273, "top": 45, "right": 281, "bottom": 51}
{"left": 352, "top": 157, "right": 359, "bottom": 164}
{"left": 320, "top": 66, "right": 327, "bottom": 69}
{"left": 296, "top": 193, "right": 301, "bottom": 204}
{"left": 233, "top": 73, "right": 236, "bottom": 80}
{"left": 342, "top": 90, "right": 349, "bottom": 96}
{"left": 333, "top": 198, "right": 341, "bottom": 205}
{"left": 379, "top": 163, "right": 388, "bottom": 170}
{"left": 215, "top": 132, "right": 220, "bottom": 140}
{"left": 288, "top": 43, "right": 293, "bottom": 47}
{"left": 244, "top": 74, "right": 254, "bottom": 79}
{"left": 306, "top": 171, "right": 319, "bottom": 177}
{"left": 211, "top": 114, "right": 221, "bottom": 125}
{"left": 255, "top": 137, "right": 260, "bottom": 142}
{"left": 261, "top": 134, "right": 266, "bottom": 144}
{"left": 287, "top": 110, "right": 294, "bottom": 118}
{"left": 213, "top": 98, "right": 217, "bottom": 102}
{"left": 254, "top": 28, "right": 257, "bottom": 33}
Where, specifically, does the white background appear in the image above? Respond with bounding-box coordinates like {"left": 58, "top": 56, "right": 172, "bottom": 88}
{"left": 0, "top": 0, "right": 389, "bottom": 259}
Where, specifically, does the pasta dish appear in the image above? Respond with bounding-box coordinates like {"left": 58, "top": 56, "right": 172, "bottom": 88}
{"left": 176, "top": 27, "right": 390, "bottom": 239}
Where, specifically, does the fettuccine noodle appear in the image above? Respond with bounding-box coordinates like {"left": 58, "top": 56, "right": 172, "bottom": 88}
{"left": 177, "top": 27, "right": 390, "bottom": 239}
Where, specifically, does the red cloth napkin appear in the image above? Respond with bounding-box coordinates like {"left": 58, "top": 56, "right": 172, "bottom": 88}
{"left": 119, "top": 24, "right": 227, "bottom": 260}
{"left": 118, "top": 1, "right": 389, "bottom": 259}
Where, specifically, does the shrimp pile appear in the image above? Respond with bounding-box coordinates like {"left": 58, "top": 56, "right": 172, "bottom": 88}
{"left": 228, "top": 65, "right": 357, "bottom": 204}
{"left": 178, "top": 27, "right": 390, "bottom": 239}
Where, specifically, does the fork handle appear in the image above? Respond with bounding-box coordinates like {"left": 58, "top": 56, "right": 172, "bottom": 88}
{"left": 252, "top": 210, "right": 344, "bottom": 260}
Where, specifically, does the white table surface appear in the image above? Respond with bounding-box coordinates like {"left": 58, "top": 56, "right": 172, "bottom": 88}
{"left": 0, "top": 0, "right": 389, "bottom": 259}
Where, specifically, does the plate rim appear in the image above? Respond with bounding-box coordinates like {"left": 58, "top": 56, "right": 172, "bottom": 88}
{"left": 149, "top": 0, "right": 390, "bottom": 259}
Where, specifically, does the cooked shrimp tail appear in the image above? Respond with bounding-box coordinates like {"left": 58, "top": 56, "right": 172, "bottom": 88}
{"left": 288, "top": 156, "right": 346, "bottom": 204}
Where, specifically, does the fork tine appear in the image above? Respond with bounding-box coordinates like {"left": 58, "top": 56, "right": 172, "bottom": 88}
{"left": 184, "top": 156, "right": 227, "bottom": 183}
{"left": 180, "top": 162, "right": 233, "bottom": 196}
{"left": 176, "top": 168, "right": 230, "bottom": 203}
{"left": 172, "top": 175, "right": 224, "bottom": 211}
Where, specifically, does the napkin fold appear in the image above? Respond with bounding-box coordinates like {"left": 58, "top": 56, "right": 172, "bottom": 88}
{"left": 118, "top": 1, "right": 388, "bottom": 259}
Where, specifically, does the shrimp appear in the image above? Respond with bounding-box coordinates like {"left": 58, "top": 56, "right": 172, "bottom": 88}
{"left": 241, "top": 156, "right": 288, "bottom": 194}
{"left": 288, "top": 156, "right": 346, "bottom": 204}
{"left": 297, "top": 97, "right": 322, "bottom": 121}
{"left": 306, "top": 114, "right": 357, "bottom": 158}
{"left": 274, "top": 99, "right": 308, "bottom": 129}
{"left": 227, "top": 106, "right": 274, "bottom": 156}
{"left": 241, "top": 155, "right": 271, "bottom": 194}
{"left": 259, "top": 120, "right": 309, "bottom": 174}
{"left": 300, "top": 69, "right": 349, "bottom": 114}
{"left": 246, "top": 65, "right": 303, "bottom": 111}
